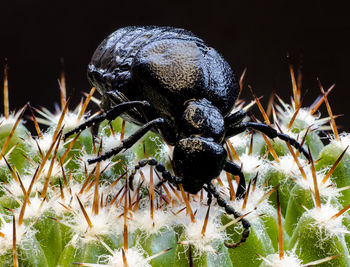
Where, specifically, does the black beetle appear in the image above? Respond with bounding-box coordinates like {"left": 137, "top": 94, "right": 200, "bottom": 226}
{"left": 64, "top": 26, "right": 309, "bottom": 248}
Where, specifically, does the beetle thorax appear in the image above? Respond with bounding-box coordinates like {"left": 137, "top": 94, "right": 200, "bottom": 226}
{"left": 178, "top": 99, "right": 225, "bottom": 142}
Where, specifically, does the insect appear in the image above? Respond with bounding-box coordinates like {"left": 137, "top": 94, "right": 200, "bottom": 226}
{"left": 64, "top": 26, "right": 309, "bottom": 248}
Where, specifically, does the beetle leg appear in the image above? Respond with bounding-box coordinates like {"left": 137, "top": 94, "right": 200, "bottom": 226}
{"left": 206, "top": 189, "right": 212, "bottom": 206}
{"left": 105, "top": 91, "right": 123, "bottom": 103}
{"left": 128, "top": 157, "right": 182, "bottom": 190}
{"left": 88, "top": 118, "right": 165, "bottom": 164}
{"left": 63, "top": 100, "right": 150, "bottom": 140}
{"left": 105, "top": 91, "right": 150, "bottom": 124}
{"left": 225, "top": 122, "right": 310, "bottom": 161}
{"left": 224, "top": 110, "right": 246, "bottom": 127}
{"left": 223, "top": 160, "right": 246, "bottom": 199}
{"left": 205, "top": 183, "right": 250, "bottom": 249}
{"left": 246, "top": 122, "right": 310, "bottom": 160}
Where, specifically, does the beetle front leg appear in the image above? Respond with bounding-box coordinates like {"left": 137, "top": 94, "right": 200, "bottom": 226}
{"left": 88, "top": 118, "right": 165, "bottom": 164}
{"left": 225, "top": 122, "right": 310, "bottom": 161}
{"left": 224, "top": 110, "right": 247, "bottom": 127}
{"left": 63, "top": 100, "right": 150, "bottom": 140}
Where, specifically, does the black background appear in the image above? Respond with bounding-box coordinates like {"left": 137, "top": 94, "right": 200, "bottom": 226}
{"left": 0, "top": 1, "right": 349, "bottom": 132}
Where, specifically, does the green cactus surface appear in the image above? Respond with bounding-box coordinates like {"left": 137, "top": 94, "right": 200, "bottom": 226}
{"left": 1, "top": 70, "right": 349, "bottom": 267}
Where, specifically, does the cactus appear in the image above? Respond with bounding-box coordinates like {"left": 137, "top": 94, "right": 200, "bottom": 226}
{"left": 1, "top": 67, "right": 349, "bottom": 266}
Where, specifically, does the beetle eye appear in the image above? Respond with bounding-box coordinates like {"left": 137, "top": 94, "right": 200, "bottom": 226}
{"left": 88, "top": 66, "right": 103, "bottom": 88}
{"left": 88, "top": 65, "right": 115, "bottom": 95}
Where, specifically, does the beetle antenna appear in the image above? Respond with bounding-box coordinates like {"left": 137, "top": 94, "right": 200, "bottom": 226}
{"left": 129, "top": 157, "right": 182, "bottom": 190}
{"left": 205, "top": 183, "right": 250, "bottom": 248}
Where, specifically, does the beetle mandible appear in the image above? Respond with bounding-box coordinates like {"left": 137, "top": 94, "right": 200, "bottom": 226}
{"left": 64, "top": 26, "right": 310, "bottom": 248}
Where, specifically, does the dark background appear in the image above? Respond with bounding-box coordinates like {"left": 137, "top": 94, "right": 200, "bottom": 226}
{"left": 0, "top": 1, "right": 349, "bottom": 131}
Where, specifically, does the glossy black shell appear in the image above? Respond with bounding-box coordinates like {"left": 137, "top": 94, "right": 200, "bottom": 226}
{"left": 88, "top": 26, "right": 240, "bottom": 145}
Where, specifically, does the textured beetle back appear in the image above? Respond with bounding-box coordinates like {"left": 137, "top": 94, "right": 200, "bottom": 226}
{"left": 88, "top": 26, "right": 240, "bottom": 124}
{"left": 131, "top": 38, "right": 206, "bottom": 104}
{"left": 88, "top": 26, "right": 205, "bottom": 95}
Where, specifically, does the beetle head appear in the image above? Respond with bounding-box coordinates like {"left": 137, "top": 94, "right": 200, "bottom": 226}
{"left": 173, "top": 136, "right": 227, "bottom": 194}
{"left": 88, "top": 65, "right": 126, "bottom": 111}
